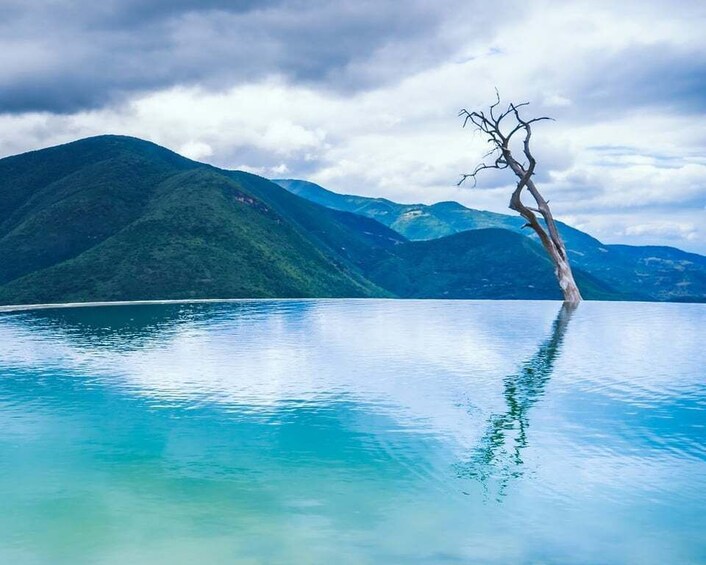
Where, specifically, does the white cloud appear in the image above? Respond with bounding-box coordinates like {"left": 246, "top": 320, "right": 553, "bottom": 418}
{"left": 623, "top": 221, "right": 699, "bottom": 241}
{"left": 179, "top": 140, "right": 213, "bottom": 160}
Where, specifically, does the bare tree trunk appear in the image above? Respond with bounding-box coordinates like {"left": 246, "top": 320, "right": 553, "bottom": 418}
{"left": 459, "top": 95, "right": 583, "bottom": 303}
{"left": 507, "top": 160, "right": 583, "bottom": 303}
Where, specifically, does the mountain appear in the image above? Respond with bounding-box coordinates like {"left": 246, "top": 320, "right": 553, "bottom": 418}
{"left": 0, "top": 135, "right": 614, "bottom": 305}
{"left": 0, "top": 136, "right": 395, "bottom": 304}
{"left": 273, "top": 179, "right": 706, "bottom": 302}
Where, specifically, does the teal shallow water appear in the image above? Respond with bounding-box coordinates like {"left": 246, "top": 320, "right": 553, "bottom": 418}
{"left": 0, "top": 300, "right": 704, "bottom": 564}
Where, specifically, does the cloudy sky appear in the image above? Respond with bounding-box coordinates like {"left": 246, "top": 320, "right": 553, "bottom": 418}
{"left": 0, "top": 0, "right": 704, "bottom": 252}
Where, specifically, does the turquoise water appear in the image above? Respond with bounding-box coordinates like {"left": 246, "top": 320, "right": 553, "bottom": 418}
{"left": 0, "top": 300, "right": 704, "bottom": 564}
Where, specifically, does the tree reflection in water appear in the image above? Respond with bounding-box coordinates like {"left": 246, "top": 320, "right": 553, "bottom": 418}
{"left": 457, "top": 302, "right": 577, "bottom": 498}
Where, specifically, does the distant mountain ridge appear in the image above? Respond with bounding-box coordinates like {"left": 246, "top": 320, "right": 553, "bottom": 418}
{"left": 0, "top": 135, "right": 701, "bottom": 305}
{"left": 273, "top": 179, "right": 706, "bottom": 302}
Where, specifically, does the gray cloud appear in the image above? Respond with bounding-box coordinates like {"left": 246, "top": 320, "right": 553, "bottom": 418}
{"left": 0, "top": 0, "right": 504, "bottom": 113}
{"left": 572, "top": 45, "right": 706, "bottom": 115}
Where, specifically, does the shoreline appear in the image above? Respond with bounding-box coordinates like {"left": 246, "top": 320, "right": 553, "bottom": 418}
{"left": 0, "top": 296, "right": 700, "bottom": 314}
{"left": 0, "top": 297, "right": 340, "bottom": 313}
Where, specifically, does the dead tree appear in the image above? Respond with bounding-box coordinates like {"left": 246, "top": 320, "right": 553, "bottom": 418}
{"left": 459, "top": 93, "right": 582, "bottom": 303}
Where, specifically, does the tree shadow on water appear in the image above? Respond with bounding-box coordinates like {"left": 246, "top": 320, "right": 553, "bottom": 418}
{"left": 456, "top": 302, "right": 578, "bottom": 499}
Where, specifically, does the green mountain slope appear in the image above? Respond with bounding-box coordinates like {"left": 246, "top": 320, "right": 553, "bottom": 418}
{"left": 0, "top": 136, "right": 198, "bottom": 285}
{"left": 0, "top": 137, "right": 392, "bottom": 304}
{"left": 364, "top": 229, "right": 618, "bottom": 300}
{"left": 273, "top": 179, "right": 706, "bottom": 302}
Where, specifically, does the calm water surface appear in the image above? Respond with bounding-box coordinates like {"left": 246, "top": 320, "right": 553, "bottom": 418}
{"left": 0, "top": 300, "right": 704, "bottom": 564}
